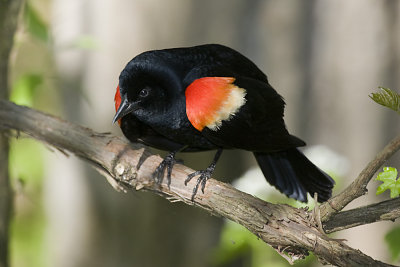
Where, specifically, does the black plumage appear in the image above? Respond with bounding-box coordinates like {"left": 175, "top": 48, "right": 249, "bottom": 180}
{"left": 113, "top": 44, "right": 334, "bottom": 202}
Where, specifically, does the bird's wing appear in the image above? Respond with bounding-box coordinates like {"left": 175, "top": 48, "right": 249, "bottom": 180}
{"left": 184, "top": 68, "right": 305, "bottom": 152}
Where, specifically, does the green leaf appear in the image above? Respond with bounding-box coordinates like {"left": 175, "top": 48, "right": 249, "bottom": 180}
{"left": 385, "top": 226, "right": 400, "bottom": 261}
{"left": 375, "top": 167, "right": 400, "bottom": 198}
{"left": 369, "top": 87, "right": 400, "bottom": 114}
{"left": 25, "top": 3, "right": 49, "bottom": 41}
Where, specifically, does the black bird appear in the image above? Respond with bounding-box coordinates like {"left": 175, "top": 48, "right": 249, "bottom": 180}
{"left": 113, "top": 44, "right": 334, "bottom": 202}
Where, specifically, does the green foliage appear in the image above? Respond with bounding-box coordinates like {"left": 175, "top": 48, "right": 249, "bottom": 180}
{"left": 210, "top": 221, "right": 315, "bottom": 267}
{"left": 385, "top": 226, "right": 400, "bottom": 261}
{"left": 9, "top": 138, "right": 44, "bottom": 184}
{"left": 369, "top": 87, "right": 400, "bottom": 114}
{"left": 375, "top": 167, "right": 400, "bottom": 198}
{"left": 9, "top": 72, "right": 46, "bottom": 267}
{"left": 11, "top": 204, "right": 47, "bottom": 267}
{"left": 25, "top": 3, "right": 49, "bottom": 41}
{"left": 9, "top": 138, "right": 46, "bottom": 267}
{"left": 11, "top": 74, "right": 43, "bottom": 106}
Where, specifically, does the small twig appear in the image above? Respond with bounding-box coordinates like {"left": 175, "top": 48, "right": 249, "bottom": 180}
{"left": 311, "top": 193, "right": 324, "bottom": 233}
{"left": 274, "top": 246, "right": 296, "bottom": 265}
{"left": 320, "top": 133, "right": 400, "bottom": 221}
{"left": 323, "top": 197, "right": 400, "bottom": 233}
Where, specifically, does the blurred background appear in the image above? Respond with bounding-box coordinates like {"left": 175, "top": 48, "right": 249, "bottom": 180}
{"left": 7, "top": 0, "right": 400, "bottom": 266}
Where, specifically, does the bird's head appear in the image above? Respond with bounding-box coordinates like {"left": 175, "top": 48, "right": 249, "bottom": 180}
{"left": 112, "top": 54, "right": 183, "bottom": 125}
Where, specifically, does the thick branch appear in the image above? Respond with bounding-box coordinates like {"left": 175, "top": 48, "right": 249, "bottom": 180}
{"left": 0, "top": 100, "right": 396, "bottom": 267}
{"left": 320, "top": 134, "right": 400, "bottom": 221}
{"left": 323, "top": 197, "right": 400, "bottom": 233}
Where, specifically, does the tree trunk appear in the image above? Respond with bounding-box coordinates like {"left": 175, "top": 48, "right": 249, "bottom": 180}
{"left": 0, "top": 1, "right": 24, "bottom": 267}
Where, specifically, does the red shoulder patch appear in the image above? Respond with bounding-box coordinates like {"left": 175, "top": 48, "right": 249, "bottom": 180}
{"left": 114, "top": 85, "right": 122, "bottom": 125}
{"left": 185, "top": 77, "right": 246, "bottom": 131}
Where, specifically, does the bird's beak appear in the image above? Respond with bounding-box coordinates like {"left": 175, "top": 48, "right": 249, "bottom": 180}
{"left": 112, "top": 96, "right": 137, "bottom": 124}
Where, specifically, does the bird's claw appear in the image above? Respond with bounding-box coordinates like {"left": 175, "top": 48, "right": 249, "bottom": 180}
{"left": 185, "top": 165, "right": 215, "bottom": 201}
{"left": 184, "top": 149, "right": 222, "bottom": 201}
{"left": 153, "top": 151, "right": 181, "bottom": 187}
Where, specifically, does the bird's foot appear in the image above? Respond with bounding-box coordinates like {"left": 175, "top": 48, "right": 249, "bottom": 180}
{"left": 153, "top": 151, "right": 182, "bottom": 187}
{"left": 184, "top": 149, "right": 222, "bottom": 201}
{"left": 184, "top": 163, "right": 217, "bottom": 201}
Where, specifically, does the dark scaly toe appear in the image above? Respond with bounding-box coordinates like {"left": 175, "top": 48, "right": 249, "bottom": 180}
{"left": 186, "top": 167, "right": 214, "bottom": 201}
{"left": 153, "top": 151, "right": 179, "bottom": 187}
{"left": 184, "top": 149, "right": 222, "bottom": 201}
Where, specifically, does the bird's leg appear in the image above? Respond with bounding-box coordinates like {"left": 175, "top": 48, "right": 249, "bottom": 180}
{"left": 185, "top": 148, "right": 223, "bottom": 201}
{"left": 153, "top": 146, "right": 186, "bottom": 187}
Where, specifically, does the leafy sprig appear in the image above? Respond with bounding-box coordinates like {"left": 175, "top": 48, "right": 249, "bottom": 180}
{"left": 369, "top": 87, "right": 400, "bottom": 114}
{"left": 375, "top": 167, "right": 400, "bottom": 198}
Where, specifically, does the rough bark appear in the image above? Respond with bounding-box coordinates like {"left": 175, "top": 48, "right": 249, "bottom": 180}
{"left": 0, "top": 100, "right": 399, "bottom": 266}
{"left": 324, "top": 198, "right": 400, "bottom": 233}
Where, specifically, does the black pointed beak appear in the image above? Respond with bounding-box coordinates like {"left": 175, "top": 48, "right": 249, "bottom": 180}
{"left": 112, "top": 97, "right": 137, "bottom": 124}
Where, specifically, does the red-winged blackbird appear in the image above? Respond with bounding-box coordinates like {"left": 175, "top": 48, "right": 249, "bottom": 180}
{"left": 113, "top": 44, "right": 334, "bottom": 202}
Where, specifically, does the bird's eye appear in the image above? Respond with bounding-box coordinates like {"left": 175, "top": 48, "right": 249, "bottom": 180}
{"left": 139, "top": 87, "right": 150, "bottom": 98}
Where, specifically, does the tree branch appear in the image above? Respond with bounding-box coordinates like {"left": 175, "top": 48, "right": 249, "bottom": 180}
{"left": 320, "top": 134, "right": 400, "bottom": 222}
{"left": 323, "top": 197, "right": 400, "bottom": 233}
{"left": 0, "top": 99, "right": 397, "bottom": 267}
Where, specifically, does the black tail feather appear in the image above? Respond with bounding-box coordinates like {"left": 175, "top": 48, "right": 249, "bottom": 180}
{"left": 254, "top": 148, "right": 335, "bottom": 202}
